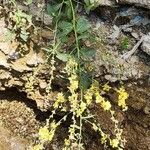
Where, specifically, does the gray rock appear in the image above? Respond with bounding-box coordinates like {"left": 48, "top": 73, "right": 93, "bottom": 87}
{"left": 109, "top": 25, "right": 120, "bottom": 40}
{"left": 104, "top": 75, "right": 118, "bottom": 82}
{"left": 141, "top": 33, "right": 150, "bottom": 56}
{"left": 97, "top": 0, "right": 150, "bottom": 9}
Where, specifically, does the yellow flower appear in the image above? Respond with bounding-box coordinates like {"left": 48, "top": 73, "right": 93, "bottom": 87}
{"left": 110, "top": 139, "right": 119, "bottom": 148}
{"left": 84, "top": 89, "right": 93, "bottom": 105}
{"left": 50, "top": 121, "right": 57, "bottom": 129}
{"left": 103, "top": 83, "right": 111, "bottom": 92}
{"left": 101, "top": 100, "right": 111, "bottom": 111}
{"left": 53, "top": 92, "right": 66, "bottom": 108}
{"left": 57, "top": 92, "right": 65, "bottom": 102}
{"left": 64, "top": 139, "right": 70, "bottom": 146}
{"left": 69, "top": 80, "right": 78, "bottom": 92}
{"left": 32, "top": 144, "right": 43, "bottom": 150}
{"left": 38, "top": 126, "right": 54, "bottom": 141}
{"left": 68, "top": 74, "right": 78, "bottom": 93}
{"left": 65, "top": 59, "right": 78, "bottom": 75}
{"left": 117, "top": 87, "right": 129, "bottom": 111}
{"left": 101, "top": 132, "right": 108, "bottom": 144}
{"left": 76, "top": 101, "right": 86, "bottom": 117}
{"left": 95, "top": 92, "right": 105, "bottom": 103}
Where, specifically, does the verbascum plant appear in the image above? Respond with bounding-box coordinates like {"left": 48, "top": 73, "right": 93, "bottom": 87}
{"left": 5, "top": 0, "right": 129, "bottom": 150}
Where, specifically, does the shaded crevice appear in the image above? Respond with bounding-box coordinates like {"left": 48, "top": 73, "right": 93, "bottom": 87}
{"left": 0, "top": 87, "right": 52, "bottom": 121}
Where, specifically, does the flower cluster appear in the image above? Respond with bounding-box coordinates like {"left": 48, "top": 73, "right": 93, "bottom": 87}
{"left": 117, "top": 87, "right": 129, "bottom": 111}
{"left": 38, "top": 121, "right": 58, "bottom": 142}
{"left": 53, "top": 92, "right": 66, "bottom": 109}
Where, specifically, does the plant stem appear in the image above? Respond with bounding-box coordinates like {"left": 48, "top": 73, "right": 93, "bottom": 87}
{"left": 69, "top": 0, "right": 80, "bottom": 59}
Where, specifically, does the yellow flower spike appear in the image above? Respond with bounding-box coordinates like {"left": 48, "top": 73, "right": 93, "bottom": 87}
{"left": 53, "top": 102, "right": 59, "bottom": 109}
{"left": 68, "top": 74, "right": 79, "bottom": 93}
{"left": 53, "top": 92, "right": 66, "bottom": 109}
{"left": 117, "top": 87, "right": 129, "bottom": 111}
{"left": 84, "top": 89, "right": 93, "bottom": 105}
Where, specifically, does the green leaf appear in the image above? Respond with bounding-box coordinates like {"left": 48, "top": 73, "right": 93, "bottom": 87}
{"left": 81, "top": 47, "right": 96, "bottom": 60}
{"left": 80, "top": 71, "right": 92, "bottom": 90}
{"left": 4, "top": 30, "right": 16, "bottom": 41}
{"left": 56, "top": 53, "right": 69, "bottom": 62}
{"left": 76, "top": 17, "right": 90, "bottom": 34}
{"left": 58, "top": 21, "right": 73, "bottom": 36}
{"left": 46, "top": 4, "right": 61, "bottom": 16}
{"left": 20, "top": 30, "right": 29, "bottom": 42}
{"left": 78, "top": 32, "right": 90, "bottom": 40}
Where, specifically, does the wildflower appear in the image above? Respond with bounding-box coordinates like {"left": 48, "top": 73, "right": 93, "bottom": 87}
{"left": 68, "top": 93, "right": 78, "bottom": 111}
{"left": 110, "top": 138, "right": 119, "bottom": 148}
{"left": 68, "top": 74, "right": 78, "bottom": 93}
{"left": 117, "top": 87, "right": 129, "bottom": 111}
{"left": 32, "top": 144, "right": 43, "bottom": 150}
{"left": 65, "top": 58, "right": 78, "bottom": 75}
{"left": 39, "top": 126, "right": 51, "bottom": 141}
{"left": 50, "top": 121, "right": 58, "bottom": 129}
{"left": 101, "top": 100, "right": 111, "bottom": 111}
{"left": 84, "top": 89, "right": 93, "bottom": 105}
{"left": 53, "top": 92, "right": 66, "bottom": 108}
{"left": 101, "top": 132, "right": 108, "bottom": 144}
{"left": 38, "top": 126, "right": 54, "bottom": 141}
{"left": 64, "top": 139, "right": 70, "bottom": 146}
{"left": 76, "top": 101, "right": 86, "bottom": 117}
{"left": 103, "top": 83, "right": 111, "bottom": 92}
{"left": 95, "top": 92, "right": 105, "bottom": 103}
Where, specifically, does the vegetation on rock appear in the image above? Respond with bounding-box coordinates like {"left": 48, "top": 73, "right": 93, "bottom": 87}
{"left": 1, "top": 0, "right": 130, "bottom": 150}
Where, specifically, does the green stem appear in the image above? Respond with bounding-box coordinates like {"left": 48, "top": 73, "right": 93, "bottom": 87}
{"left": 69, "top": 0, "right": 80, "bottom": 59}
{"left": 53, "top": 0, "right": 65, "bottom": 45}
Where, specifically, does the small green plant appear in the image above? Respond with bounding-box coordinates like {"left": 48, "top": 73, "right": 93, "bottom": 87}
{"left": 8, "top": 0, "right": 33, "bottom": 42}
{"left": 120, "top": 37, "right": 129, "bottom": 50}
{"left": 84, "top": 0, "right": 100, "bottom": 12}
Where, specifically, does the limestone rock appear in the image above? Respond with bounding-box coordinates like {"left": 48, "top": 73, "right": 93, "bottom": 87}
{"left": 141, "top": 33, "right": 150, "bottom": 56}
